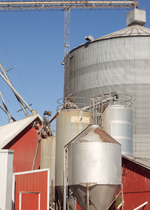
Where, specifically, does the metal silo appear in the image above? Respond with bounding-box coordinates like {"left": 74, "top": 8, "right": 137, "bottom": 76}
{"left": 64, "top": 9, "right": 150, "bottom": 158}
{"left": 55, "top": 98, "right": 92, "bottom": 206}
{"left": 40, "top": 136, "right": 56, "bottom": 207}
{"left": 102, "top": 104, "right": 133, "bottom": 156}
{"left": 67, "top": 124, "right": 122, "bottom": 210}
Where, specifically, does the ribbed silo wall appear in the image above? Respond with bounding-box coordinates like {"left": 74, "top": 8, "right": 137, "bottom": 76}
{"left": 64, "top": 36, "right": 150, "bottom": 158}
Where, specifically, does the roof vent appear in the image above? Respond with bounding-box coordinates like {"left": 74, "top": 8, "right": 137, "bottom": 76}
{"left": 85, "top": 35, "right": 94, "bottom": 42}
{"left": 126, "top": 8, "right": 146, "bottom": 26}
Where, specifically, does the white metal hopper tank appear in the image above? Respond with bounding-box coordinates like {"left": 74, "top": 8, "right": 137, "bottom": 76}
{"left": 68, "top": 124, "right": 122, "bottom": 210}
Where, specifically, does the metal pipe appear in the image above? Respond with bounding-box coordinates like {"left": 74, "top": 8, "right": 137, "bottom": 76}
{"left": 49, "top": 206, "right": 55, "bottom": 210}
{"left": 117, "top": 202, "right": 124, "bottom": 210}
{"left": 133, "top": 201, "right": 148, "bottom": 210}
{"left": 121, "top": 184, "right": 124, "bottom": 210}
{"left": 0, "top": 63, "right": 28, "bottom": 115}
{"left": 63, "top": 148, "right": 67, "bottom": 210}
{"left": 86, "top": 183, "right": 89, "bottom": 210}
{"left": 0, "top": 91, "right": 9, "bottom": 114}
{"left": 106, "top": 187, "right": 122, "bottom": 210}
{"left": 0, "top": 72, "right": 33, "bottom": 112}
{"left": 81, "top": 96, "right": 115, "bottom": 111}
{"left": 0, "top": 91, "right": 15, "bottom": 121}
{"left": 0, "top": 1, "right": 138, "bottom": 6}
{"left": 48, "top": 112, "right": 59, "bottom": 124}
{"left": 0, "top": 105, "right": 9, "bottom": 115}
{"left": 0, "top": 105, "right": 15, "bottom": 122}
{"left": 67, "top": 187, "right": 69, "bottom": 210}
{"left": 32, "top": 138, "right": 40, "bottom": 170}
{"left": 48, "top": 105, "right": 65, "bottom": 124}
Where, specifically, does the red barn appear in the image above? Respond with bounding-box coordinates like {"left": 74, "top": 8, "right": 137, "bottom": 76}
{"left": 0, "top": 114, "right": 41, "bottom": 172}
{"left": 13, "top": 169, "right": 49, "bottom": 210}
{"left": 112, "top": 156, "right": 150, "bottom": 210}
{"left": 121, "top": 156, "right": 150, "bottom": 210}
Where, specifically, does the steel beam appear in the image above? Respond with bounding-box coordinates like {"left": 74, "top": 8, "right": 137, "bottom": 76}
{"left": 0, "top": 1, "right": 138, "bottom": 11}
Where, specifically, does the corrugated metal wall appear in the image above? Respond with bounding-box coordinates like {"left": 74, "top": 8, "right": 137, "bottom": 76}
{"left": 13, "top": 169, "right": 49, "bottom": 210}
{"left": 4, "top": 124, "right": 40, "bottom": 172}
{"left": 66, "top": 36, "right": 150, "bottom": 158}
{"left": 0, "top": 150, "right": 14, "bottom": 210}
{"left": 121, "top": 158, "right": 150, "bottom": 209}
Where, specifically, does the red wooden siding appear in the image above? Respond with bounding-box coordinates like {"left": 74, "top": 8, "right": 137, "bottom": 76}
{"left": 21, "top": 193, "right": 39, "bottom": 210}
{"left": 121, "top": 157, "right": 150, "bottom": 210}
{"left": 14, "top": 169, "right": 49, "bottom": 210}
{"left": 4, "top": 124, "right": 41, "bottom": 172}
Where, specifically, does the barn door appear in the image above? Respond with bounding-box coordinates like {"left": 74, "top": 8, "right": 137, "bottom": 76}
{"left": 19, "top": 192, "right": 40, "bottom": 210}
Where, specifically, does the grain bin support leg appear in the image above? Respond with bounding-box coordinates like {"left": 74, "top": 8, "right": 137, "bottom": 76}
{"left": 106, "top": 185, "right": 123, "bottom": 210}
{"left": 86, "top": 183, "right": 89, "bottom": 210}
{"left": 121, "top": 184, "right": 124, "bottom": 210}
{"left": 63, "top": 148, "right": 68, "bottom": 210}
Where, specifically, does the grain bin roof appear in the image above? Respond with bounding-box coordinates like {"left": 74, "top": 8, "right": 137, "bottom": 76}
{"left": 95, "top": 24, "right": 150, "bottom": 41}
{"left": 70, "top": 24, "right": 150, "bottom": 53}
{"left": 123, "top": 155, "right": 150, "bottom": 170}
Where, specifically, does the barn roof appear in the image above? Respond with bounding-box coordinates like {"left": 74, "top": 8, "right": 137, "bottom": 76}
{"left": 123, "top": 155, "right": 150, "bottom": 170}
{"left": 0, "top": 114, "right": 41, "bottom": 149}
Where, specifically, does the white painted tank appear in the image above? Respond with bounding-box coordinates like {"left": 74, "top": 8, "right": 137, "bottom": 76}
{"left": 102, "top": 105, "right": 133, "bottom": 156}
{"left": 68, "top": 124, "right": 122, "bottom": 210}
{"left": 40, "top": 136, "right": 56, "bottom": 206}
{"left": 55, "top": 109, "right": 92, "bottom": 205}
{"left": 0, "top": 150, "right": 14, "bottom": 210}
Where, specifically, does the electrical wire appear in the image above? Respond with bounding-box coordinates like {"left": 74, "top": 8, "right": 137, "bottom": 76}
{"left": 0, "top": 86, "right": 24, "bottom": 118}
{"left": 0, "top": 41, "right": 32, "bottom": 105}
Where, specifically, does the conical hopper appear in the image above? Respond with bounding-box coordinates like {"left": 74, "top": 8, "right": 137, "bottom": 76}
{"left": 68, "top": 124, "right": 122, "bottom": 210}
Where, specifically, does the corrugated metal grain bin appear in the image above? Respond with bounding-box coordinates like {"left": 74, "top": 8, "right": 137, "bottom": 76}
{"left": 0, "top": 149, "right": 14, "bottom": 210}
{"left": 64, "top": 9, "right": 150, "bottom": 158}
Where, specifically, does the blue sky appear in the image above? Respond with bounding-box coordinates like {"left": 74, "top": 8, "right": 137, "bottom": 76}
{"left": 0, "top": 0, "right": 149, "bottom": 126}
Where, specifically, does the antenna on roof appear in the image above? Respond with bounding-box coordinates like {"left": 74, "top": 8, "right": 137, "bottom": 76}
{"left": 0, "top": 63, "right": 37, "bottom": 117}
{"left": 0, "top": 91, "right": 15, "bottom": 123}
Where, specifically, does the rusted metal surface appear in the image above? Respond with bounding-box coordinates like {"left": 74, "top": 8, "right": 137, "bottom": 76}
{"left": 93, "top": 127, "right": 120, "bottom": 143}
{"left": 68, "top": 124, "right": 121, "bottom": 210}
{"left": 72, "top": 125, "right": 120, "bottom": 144}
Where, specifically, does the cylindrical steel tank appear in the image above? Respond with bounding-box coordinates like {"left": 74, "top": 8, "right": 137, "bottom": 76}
{"left": 40, "top": 136, "right": 56, "bottom": 206}
{"left": 55, "top": 109, "right": 92, "bottom": 204}
{"left": 68, "top": 124, "right": 122, "bottom": 210}
{"left": 64, "top": 18, "right": 150, "bottom": 158}
{"left": 102, "top": 105, "right": 133, "bottom": 156}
